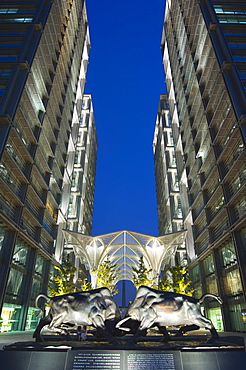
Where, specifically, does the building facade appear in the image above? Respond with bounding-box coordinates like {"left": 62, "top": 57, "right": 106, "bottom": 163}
{"left": 161, "top": 0, "right": 246, "bottom": 331}
{"left": 61, "top": 93, "right": 98, "bottom": 280}
{"left": 153, "top": 94, "right": 187, "bottom": 265}
{"left": 67, "top": 94, "right": 97, "bottom": 237}
{"left": 0, "top": 0, "right": 95, "bottom": 332}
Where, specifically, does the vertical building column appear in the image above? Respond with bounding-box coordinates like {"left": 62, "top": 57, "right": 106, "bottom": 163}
{"left": 212, "top": 248, "right": 232, "bottom": 331}
{"left": 0, "top": 116, "right": 11, "bottom": 160}
{"left": 233, "top": 231, "right": 246, "bottom": 297}
{"left": 18, "top": 248, "right": 38, "bottom": 331}
{"left": 0, "top": 229, "right": 17, "bottom": 313}
{"left": 198, "top": 260, "right": 210, "bottom": 315}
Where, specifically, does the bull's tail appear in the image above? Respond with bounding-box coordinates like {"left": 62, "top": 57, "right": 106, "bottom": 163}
{"left": 35, "top": 294, "right": 50, "bottom": 318}
{"left": 199, "top": 294, "right": 223, "bottom": 305}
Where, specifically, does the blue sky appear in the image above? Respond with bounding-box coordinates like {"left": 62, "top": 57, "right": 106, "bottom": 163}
{"left": 85, "top": 0, "right": 166, "bottom": 237}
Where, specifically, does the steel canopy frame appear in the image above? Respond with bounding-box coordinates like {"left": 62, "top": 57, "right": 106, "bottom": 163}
{"left": 63, "top": 229, "right": 187, "bottom": 287}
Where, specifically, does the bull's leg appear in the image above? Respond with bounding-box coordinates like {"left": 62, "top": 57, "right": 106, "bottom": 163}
{"left": 91, "top": 314, "right": 120, "bottom": 345}
{"left": 157, "top": 325, "right": 170, "bottom": 342}
{"left": 97, "top": 326, "right": 119, "bottom": 345}
{"left": 126, "top": 328, "right": 147, "bottom": 347}
{"left": 175, "top": 324, "right": 200, "bottom": 337}
{"left": 126, "top": 316, "right": 156, "bottom": 347}
{"left": 126, "top": 307, "right": 157, "bottom": 347}
{"left": 207, "top": 326, "right": 219, "bottom": 343}
{"left": 33, "top": 314, "right": 52, "bottom": 342}
{"left": 48, "top": 313, "right": 66, "bottom": 328}
{"left": 48, "top": 326, "right": 69, "bottom": 336}
{"left": 48, "top": 313, "right": 71, "bottom": 337}
{"left": 139, "top": 315, "right": 156, "bottom": 330}
{"left": 189, "top": 315, "right": 219, "bottom": 343}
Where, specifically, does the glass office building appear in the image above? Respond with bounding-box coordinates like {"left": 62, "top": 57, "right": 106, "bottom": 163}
{"left": 0, "top": 1, "right": 96, "bottom": 332}
{"left": 161, "top": 0, "right": 246, "bottom": 331}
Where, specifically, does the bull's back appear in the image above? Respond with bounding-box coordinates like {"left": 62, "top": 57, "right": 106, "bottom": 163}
{"left": 154, "top": 299, "right": 203, "bottom": 326}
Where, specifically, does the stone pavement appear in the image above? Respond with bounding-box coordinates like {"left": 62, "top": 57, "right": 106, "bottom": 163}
{"left": 0, "top": 331, "right": 34, "bottom": 350}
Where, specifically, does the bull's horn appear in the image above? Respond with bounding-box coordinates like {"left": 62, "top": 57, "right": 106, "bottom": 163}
{"left": 115, "top": 317, "right": 131, "bottom": 332}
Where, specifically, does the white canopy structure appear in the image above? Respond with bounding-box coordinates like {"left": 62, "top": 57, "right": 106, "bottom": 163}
{"left": 63, "top": 229, "right": 187, "bottom": 288}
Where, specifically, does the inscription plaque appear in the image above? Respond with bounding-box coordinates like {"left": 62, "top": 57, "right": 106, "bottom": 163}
{"left": 127, "top": 352, "right": 176, "bottom": 370}
{"left": 67, "top": 350, "right": 122, "bottom": 370}
{"left": 66, "top": 350, "right": 181, "bottom": 370}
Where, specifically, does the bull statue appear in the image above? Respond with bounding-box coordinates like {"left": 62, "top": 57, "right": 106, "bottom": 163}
{"left": 33, "top": 287, "right": 121, "bottom": 345}
{"left": 116, "top": 285, "right": 223, "bottom": 346}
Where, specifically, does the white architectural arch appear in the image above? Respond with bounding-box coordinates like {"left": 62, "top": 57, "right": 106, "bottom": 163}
{"left": 63, "top": 229, "right": 187, "bottom": 288}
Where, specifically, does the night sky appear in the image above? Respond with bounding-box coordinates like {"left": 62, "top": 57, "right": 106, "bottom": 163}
{"left": 85, "top": 0, "right": 167, "bottom": 237}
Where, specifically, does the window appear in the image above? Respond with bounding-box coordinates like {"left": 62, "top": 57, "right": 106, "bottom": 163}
{"left": 35, "top": 254, "right": 46, "bottom": 277}
{"left": 6, "top": 268, "right": 25, "bottom": 299}
{"left": 219, "top": 241, "right": 242, "bottom": 296}
{"left": 12, "top": 241, "right": 29, "bottom": 267}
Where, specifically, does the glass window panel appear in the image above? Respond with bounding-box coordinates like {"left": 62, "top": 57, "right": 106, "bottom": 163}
{"left": 191, "top": 264, "right": 200, "bottom": 282}
{"left": 0, "top": 55, "right": 18, "bottom": 61}
{"left": 219, "top": 241, "right": 237, "bottom": 267}
{"left": 0, "top": 42, "right": 22, "bottom": 48}
{"left": 0, "top": 303, "right": 22, "bottom": 332}
{"left": 207, "top": 307, "right": 224, "bottom": 331}
{"left": 12, "top": 240, "right": 28, "bottom": 267}
{"left": 30, "top": 277, "right": 43, "bottom": 302}
{"left": 35, "top": 254, "right": 46, "bottom": 276}
{"left": 239, "top": 228, "right": 246, "bottom": 253}
{"left": 5, "top": 268, "right": 25, "bottom": 298}
{"left": 223, "top": 268, "right": 243, "bottom": 296}
{"left": 228, "top": 300, "right": 246, "bottom": 331}
{"left": 193, "top": 284, "right": 203, "bottom": 299}
{"left": 0, "top": 32, "right": 26, "bottom": 36}
{"left": 205, "top": 277, "right": 218, "bottom": 295}
{"left": 25, "top": 306, "right": 40, "bottom": 330}
{"left": 203, "top": 254, "right": 215, "bottom": 275}
{"left": 0, "top": 18, "right": 33, "bottom": 23}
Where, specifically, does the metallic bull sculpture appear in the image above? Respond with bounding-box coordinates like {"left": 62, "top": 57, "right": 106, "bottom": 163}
{"left": 116, "top": 285, "right": 223, "bottom": 346}
{"left": 33, "top": 287, "right": 121, "bottom": 344}
{"left": 33, "top": 285, "right": 223, "bottom": 346}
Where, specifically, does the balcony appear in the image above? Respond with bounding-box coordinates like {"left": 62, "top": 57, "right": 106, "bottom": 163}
{"left": 25, "top": 188, "right": 44, "bottom": 224}
{"left": 20, "top": 210, "right": 40, "bottom": 241}
{"left": 208, "top": 209, "right": 230, "bottom": 243}
{"left": 218, "top": 139, "right": 245, "bottom": 179}
{"left": 39, "top": 229, "right": 54, "bottom": 255}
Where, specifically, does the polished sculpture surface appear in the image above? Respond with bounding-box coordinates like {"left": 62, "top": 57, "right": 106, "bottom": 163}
{"left": 33, "top": 287, "right": 121, "bottom": 344}
{"left": 33, "top": 286, "right": 222, "bottom": 346}
{"left": 117, "top": 286, "right": 223, "bottom": 345}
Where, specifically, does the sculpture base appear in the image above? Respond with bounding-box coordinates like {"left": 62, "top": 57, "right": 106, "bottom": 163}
{"left": 2, "top": 333, "right": 245, "bottom": 350}
{"left": 0, "top": 334, "right": 245, "bottom": 370}
{"left": 0, "top": 346, "right": 246, "bottom": 370}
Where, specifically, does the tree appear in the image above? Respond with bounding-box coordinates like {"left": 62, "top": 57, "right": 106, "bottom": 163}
{"left": 48, "top": 254, "right": 77, "bottom": 296}
{"left": 81, "top": 277, "right": 93, "bottom": 291}
{"left": 92, "top": 256, "right": 119, "bottom": 295}
{"left": 158, "top": 265, "right": 194, "bottom": 296}
{"left": 158, "top": 275, "right": 172, "bottom": 292}
{"left": 132, "top": 256, "right": 154, "bottom": 289}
